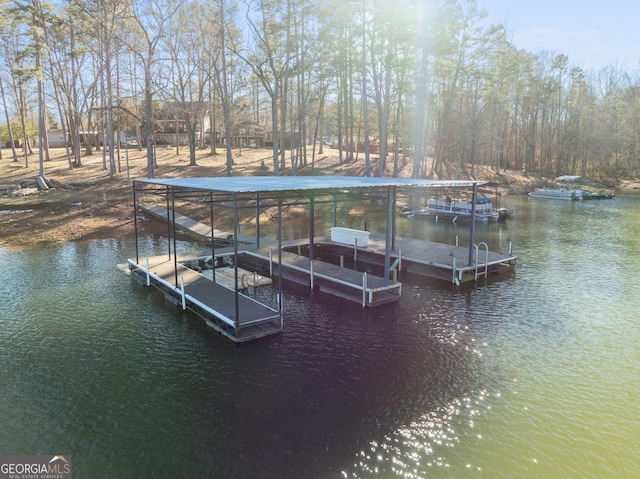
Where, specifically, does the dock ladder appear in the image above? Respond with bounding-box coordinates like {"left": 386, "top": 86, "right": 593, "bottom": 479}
{"left": 474, "top": 242, "right": 489, "bottom": 280}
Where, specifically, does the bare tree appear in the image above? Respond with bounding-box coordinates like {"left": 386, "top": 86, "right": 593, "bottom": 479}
{"left": 239, "top": 0, "right": 295, "bottom": 175}
{"left": 126, "top": 0, "right": 183, "bottom": 178}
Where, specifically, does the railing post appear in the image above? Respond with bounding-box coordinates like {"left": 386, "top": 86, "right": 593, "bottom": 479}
{"left": 354, "top": 238, "right": 358, "bottom": 262}
{"left": 482, "top": 242, "right": 489, "bottom": 278}
{"left": 269, "top": 249, "right": 273, "bottom": 276}
{"left": 310, "top": 260, "right": 314, "bottom": 290}
{"left": 473, "top": 244, "right": 479, "bottom": 280}
{"left": 146, "top": 257, "right": 150, "bottom": 286}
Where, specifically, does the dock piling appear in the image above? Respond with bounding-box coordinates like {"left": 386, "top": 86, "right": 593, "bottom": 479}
{"left": 180, "top": 276, "right": 186, "bottom": 309}
{"left": 310, "top": 260, "right": 315, "bottom": 290}
{"left": 362, "top": 272, "right": 367, "bottom": 307}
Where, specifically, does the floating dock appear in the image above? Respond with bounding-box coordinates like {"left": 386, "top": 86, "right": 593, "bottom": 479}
{"left": 364, "top": 233, "right": 515, "bottom": 284}
{"left": 128, "top": 255, "right": 281, "bottom": 342}
{"left": 240, "top": 247, "right": 402, "bottom": 307}
{"left": 240, "top": 232, "right": 515, "bottom": 289}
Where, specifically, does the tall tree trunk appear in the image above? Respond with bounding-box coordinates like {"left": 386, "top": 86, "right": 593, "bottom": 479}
{"left": 0, "top": 78, "right": 18, "bottom": 162}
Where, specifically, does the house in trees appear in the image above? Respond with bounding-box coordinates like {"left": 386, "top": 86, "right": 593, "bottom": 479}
{"left": 154, "top": 102, "right": 210, "bottom": 146}
{"left": 46, "top": 126, "right": 125, "bottom": 148}
{"left": 264, "top": 129, "right": 301, "bottom": 149}
{"left": 46, "top": 129, "right": 67, "bottom": 148}
{"left": 222, "top": 121, "right": 265, "bottom": 148}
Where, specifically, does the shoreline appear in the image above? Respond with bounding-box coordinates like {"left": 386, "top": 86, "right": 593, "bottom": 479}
{"left": 1, "top": 147, "right": 635, "bottom": 251}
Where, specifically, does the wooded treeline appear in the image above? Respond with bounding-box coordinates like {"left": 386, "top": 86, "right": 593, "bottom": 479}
{"left": 1, "top": 0, "right": 639, "bottom": 180}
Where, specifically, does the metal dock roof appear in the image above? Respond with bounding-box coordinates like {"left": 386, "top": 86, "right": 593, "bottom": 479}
{"left": 134, "top": 176, "right": 488, "bottom": 195}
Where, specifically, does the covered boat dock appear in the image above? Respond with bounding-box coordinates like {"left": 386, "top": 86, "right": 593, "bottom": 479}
{"left": 129, "top": 176, "right": 516, "bottom": 342}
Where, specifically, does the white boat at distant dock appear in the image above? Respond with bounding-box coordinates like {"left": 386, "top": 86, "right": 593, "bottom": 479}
{"left": 402, "top": 196, "right": 512, "bottom": 222}
{"left": 529, "top": 176, "right": 614, "bottom": 200}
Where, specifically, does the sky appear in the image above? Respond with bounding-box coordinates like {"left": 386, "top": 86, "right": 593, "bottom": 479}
{"left": 477, "top": 0, "right": 640, "bottom": 71}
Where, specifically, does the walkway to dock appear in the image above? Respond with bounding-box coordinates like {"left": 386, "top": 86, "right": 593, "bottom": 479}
{"left": 140, "top": 203, "right": 256, "bottom": 245}
{"left": 129, "top": 255, "right": 281, "bottom": 342}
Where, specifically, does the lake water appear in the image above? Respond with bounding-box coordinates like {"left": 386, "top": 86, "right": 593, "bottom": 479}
{"left": 1, "top": 195, "right": 638, "bottom": 478}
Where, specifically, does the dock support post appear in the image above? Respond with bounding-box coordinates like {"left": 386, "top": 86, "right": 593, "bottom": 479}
{"left": 269, "top": 249, "right": 273, "bottom": 276}
{"left": 340, "top": 255, "right": 344, "bottom": 268}
{"left": 166, "top": 191, "right": 171, "bottom": 260}
{"left": 354, "top": 238, "right": 358, "bottom": 262}
{"left": 171, "top": 190, "right": 179, "bottom": 287}
{"left": 310, "top": 260, "right": 314, "bottom": 290}
{"left": 133, "top": 185, "right": 139, "bottom": 263}
{"left": 277, "top": 196, "right": 283, "bottom": 305}
{"left": 180, "top": 276, "right": 186, "bottom": 310}
{"left": 468, "top": 183, "right": 478, "bottom": 265}
{"left": 233, "top": 193, "right": 240, "bottom": 327}
{"left": 309, "top": 193, "right": 315, "bottom": 261}
{"left": 451, "top": 255, "right": 456, "bottom": 284}
{"left": 146, "top": 257, "right": 150, "bottom": 286}
{"left": 255, "top": 193, "right": 260, "bottom": 249}
{"left": 210, "top": 195, "right": 216, "bottom": 282}
{"left": 384, "top": 185, "right": 394, "bottom": 285}
{"left": 362, "top": 272, "right": 367, "bottom": 307}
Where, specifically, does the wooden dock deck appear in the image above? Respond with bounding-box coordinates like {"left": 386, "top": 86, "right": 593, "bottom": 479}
{"left": 241, "top": 248, "right": 402, "bottom": 307}
{"left": 242, "top": 249, "right": 402, "bottom": 307}
{"left": 366, "top": 233, "right": 517, "bottom": 284}
{"left": 249, "top": 232, "right": 516, "bottom": 286}
{"left": 128, "top": 256, "right": 282, "bottom": 342}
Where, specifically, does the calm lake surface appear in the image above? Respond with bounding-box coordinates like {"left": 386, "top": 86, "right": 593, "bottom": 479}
{"left": 1, "top": 194, "right": 638, "bottom": 478}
